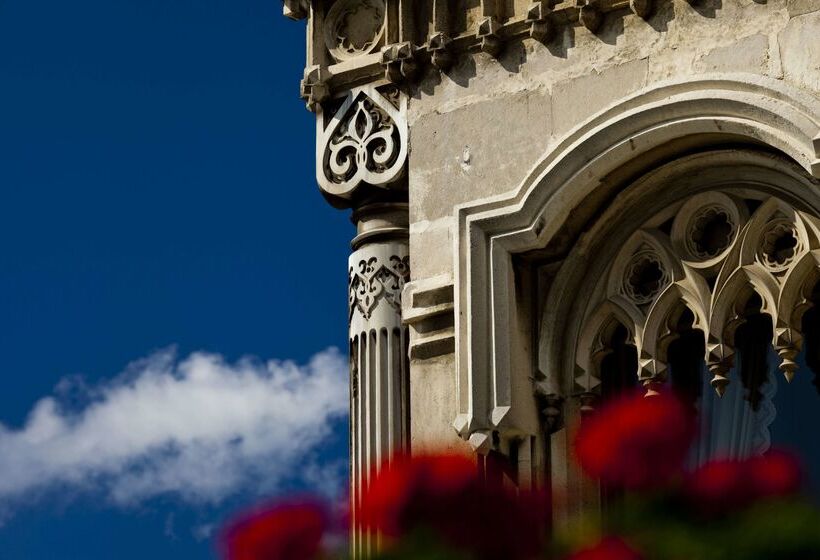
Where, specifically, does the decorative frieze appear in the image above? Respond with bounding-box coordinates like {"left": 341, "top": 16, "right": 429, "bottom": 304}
{"left": 284, "top": 0, "right": 722, "bottom": 108}
{"left": 349, "top": 255, "right": 410, "bottom": 320}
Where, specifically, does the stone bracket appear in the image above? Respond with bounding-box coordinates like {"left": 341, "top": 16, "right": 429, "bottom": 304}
{"left": 316, "top": 85, "right": 409, "bottom": 204}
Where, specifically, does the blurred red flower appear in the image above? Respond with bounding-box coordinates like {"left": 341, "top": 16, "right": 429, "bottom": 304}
{"left": 574, "top": 390, "right": 695, "bottom": 490}
{"left": 686, "top": 450, "right": 802, "bottom": 514}
{"left": 359, "top": 453, "right": 547, "bottom": 560}
{"left": 686, "top": 458, "right": 746, "bottom": 511}
{"left": 746, "top": 450, "right": 802, "bottom": 499}
{"left": 566, "top": 536, "right": 644, "bottom": 560}
{"left": 222, "top": 499, "right": 327, "bottom": 560}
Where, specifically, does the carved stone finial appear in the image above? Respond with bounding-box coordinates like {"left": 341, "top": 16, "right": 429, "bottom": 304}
{"left": 316, "top": 86, "right": 408, "bottom": 202}
{"left": 477, "top": 17, "right": 503, "bottom": 57}
{"left": 429, "top": 32, "right": 454, "bottom": 71}
{"left": 579, "top": 392, "right": 599, "bottom": 417}
{"left": 706, "top": 339, "right": 734, "bottom": 396}
{"left": 539, "top": 393, "right": 565, "bottom": 433}
{"left": 707, "top": 357, "right": 732, "bottom": 396}
{"left": 526, "top": 1, "right": 555, "bottom": 43}
{"left": 775, "top": 327, "right": 803, "bottom": 382}
{"left": 643, "top": 379, "right": 663, "bottom": 397}
{"left": 577, "top": 0, "right": 603, "bottom": 33}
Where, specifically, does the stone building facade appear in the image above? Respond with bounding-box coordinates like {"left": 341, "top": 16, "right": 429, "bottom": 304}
{"left": 284, "top": 0, "right": 820, "bottom": 551}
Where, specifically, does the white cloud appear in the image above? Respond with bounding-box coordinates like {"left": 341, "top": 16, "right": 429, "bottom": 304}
{"left": 0, "top": 347, "right": 349, "bottom": 514}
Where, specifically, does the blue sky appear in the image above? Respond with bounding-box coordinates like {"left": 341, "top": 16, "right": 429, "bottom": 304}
{"left": 0, "top": 1, "right": 350, "bottom": 558}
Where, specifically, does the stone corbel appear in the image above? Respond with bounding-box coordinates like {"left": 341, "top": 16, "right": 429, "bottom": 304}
{"left": 381, "top": 42, "right": 419, "bottom": 83}
{"left": 429, "top": 32, "right": 454, "bottom": 71}
{"left": 316, "top": 85, "right": 409, "bottom": 203}
{"left": 300, "top": 66, "right": 330, "bottom": 112}
{"left": 477, "top": 17, "right": 503, "bottom": 57}
{"left": 576, "top": 0, "right": 603, "bottom": 33}
{"left": 526, "top": 1, "right": 555, "bottom": 43}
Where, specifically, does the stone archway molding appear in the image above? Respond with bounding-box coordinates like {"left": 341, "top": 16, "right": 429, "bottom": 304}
{"left": 452, "top": 74, "right": 820, "bottom": 452}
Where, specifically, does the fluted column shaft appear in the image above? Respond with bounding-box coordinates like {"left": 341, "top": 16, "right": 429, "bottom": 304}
{"left": 347, "top": 202, "right": 410, "bottom": 557}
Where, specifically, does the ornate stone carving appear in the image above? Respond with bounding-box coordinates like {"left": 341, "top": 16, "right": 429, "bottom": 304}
{"left": 687, "top": 206, "right": 737, "bottom": 259}
{"left": 758, "top": 219, "right": 802, "bottom": 272}
{"left": 381, "top": 42, "right": 419, "bottom": 83}
{"left": 349, "top": 255, "right": 410, "bottom": 320}
{"left": 316, "top": 86, "right": 408, "bottom": 201}
{"left": 347, "top": 206, "right": 409, "bottom": 556}
{"left": 622, "top": 249, "right": 669, "bottom": 305}
{"left": 324, "top": 0, "right": 386, "bottom": 63}
{"left": 574, "top": 191, "right": 820, "bottom": 397}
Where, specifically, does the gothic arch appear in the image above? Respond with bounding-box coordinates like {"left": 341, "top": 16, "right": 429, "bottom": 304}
{"left": 452, "top": 75, "right": 820, "bottom": 451}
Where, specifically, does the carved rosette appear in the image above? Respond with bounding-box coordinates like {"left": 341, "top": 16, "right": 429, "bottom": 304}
{"left": 316, "top": 86, "right": 408, "bottom": 203}
{"left": 621, "top": 249, "right": 670, "bottom": 305}
{"left": 758, "top": 219, "right": 802, "bottom": 272}
{"left": 324, "top": 0, "right": 386, "bottom": 63}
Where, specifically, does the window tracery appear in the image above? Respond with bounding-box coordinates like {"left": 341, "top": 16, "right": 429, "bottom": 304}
{"left": 575, "top": 192, "right": 820, "bottom": 406}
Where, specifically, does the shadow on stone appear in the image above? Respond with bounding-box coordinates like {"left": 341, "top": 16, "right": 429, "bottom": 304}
{"left": 690, "top": 0, "right": 722, "bottom": 19}
{"left": 598, "top": 12, "right": 625, "bottom": 45}
{"left": 445, "top": 55, "right": 478, "bottom": 88}
{"left": 547, "top": 25, "right": 575, "bottom": 59}
{"left": 499, "top": 41, "right": 528, "bottom": 73}
{"left": 647, "top": 0, "right": 676, "bottom": 33}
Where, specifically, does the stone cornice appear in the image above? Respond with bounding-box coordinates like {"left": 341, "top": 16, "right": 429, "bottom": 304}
{"left": 284, "top": 0, "right": 701, "bottom": 110}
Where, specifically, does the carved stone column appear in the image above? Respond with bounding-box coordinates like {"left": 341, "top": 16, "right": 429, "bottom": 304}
{"left": 348, "top": 202, "right": 409, "bottom": 556}
{"left": 314, "top": 84, "right": 410, "bottom": 557}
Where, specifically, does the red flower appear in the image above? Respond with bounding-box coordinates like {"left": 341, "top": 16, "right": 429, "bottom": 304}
{"left": 223, "top": 499, "right": 327, "bottom": 560}
{"left": 360, "top": 453, "right": 477, "bottom": 538}
{"left": 685, "top": 450, "right": 802, "bottom": 514}
{"left": 360, "top": 453, "right": 547, "bottom": 560}
{"left": 566, "top": 536, "right": 644, "bottom": 560}
{"left": 574, "top": 390, "right": 695, "bottom": 490}
{"left": 746, "top": 450, "right": 802, "bottom": 499}
{"left": 686, "top": 458, "right": 747, "bottom": 510}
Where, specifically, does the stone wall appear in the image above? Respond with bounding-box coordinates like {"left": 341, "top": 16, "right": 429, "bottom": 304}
{"left": 403, "top": 0, "right": 820, "bottom": 448}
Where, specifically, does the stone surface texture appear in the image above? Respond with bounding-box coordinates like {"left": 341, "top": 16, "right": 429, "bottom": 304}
{"left": 285, "top": 0, "right": 820, "bottom": 544}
